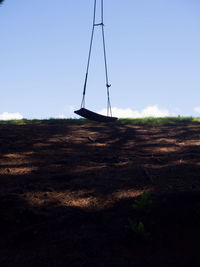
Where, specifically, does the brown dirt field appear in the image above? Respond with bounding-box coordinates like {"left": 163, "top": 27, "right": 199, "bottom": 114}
{"left": 0, "top": 122, "right": 200, "bottom": 266}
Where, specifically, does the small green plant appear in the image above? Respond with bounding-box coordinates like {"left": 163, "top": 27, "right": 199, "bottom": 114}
{"left": 132, "top": 192, "right": 153, "bottom": 212}
{"left": 128, "top": 220, "right": 152, "bottom": 241}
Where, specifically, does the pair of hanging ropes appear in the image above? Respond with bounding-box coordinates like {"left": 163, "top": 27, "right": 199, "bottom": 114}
{"left": 81, "top": 0, "right": 113, "bottom": 117}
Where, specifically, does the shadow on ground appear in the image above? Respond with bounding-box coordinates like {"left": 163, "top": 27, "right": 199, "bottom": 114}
{"left": 0, "top": 122, "right": 200, "bottom": 266}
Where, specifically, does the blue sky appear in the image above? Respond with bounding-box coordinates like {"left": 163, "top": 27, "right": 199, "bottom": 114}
{"left": 0, "top": 0, "right": 200, "bottom": 119}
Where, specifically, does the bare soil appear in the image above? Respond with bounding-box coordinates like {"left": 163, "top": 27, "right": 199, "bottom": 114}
{"left": 0, "top": 122, "right": 200, "bottom": 266}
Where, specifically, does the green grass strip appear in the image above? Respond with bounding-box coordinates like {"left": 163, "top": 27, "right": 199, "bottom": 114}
{"left": 0, "top": 117, "right": 200, "bottom": 126}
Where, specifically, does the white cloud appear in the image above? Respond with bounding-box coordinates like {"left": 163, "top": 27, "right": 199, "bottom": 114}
{"left": 0, "top": 112, "right": 23, "bottom": 120}
{"left": 52, "top": 106, "right": 77, "bottom": 119}
{"left": 141, "top": 106, "right": 170, "bottom": 117}
{"left": 54, "top": 114, "right": 66, "bottom": 119}
{"left": 67, "top": 105, "right": 80, "bottom": 118}
{"left": 99, "top": 105, "right": 170, "bottom": 118}
{"left": 68, "top": 105, "right": 75, "bottom": 115}
{"left": 194, "top": 107, "right": 200, "bottom": 114}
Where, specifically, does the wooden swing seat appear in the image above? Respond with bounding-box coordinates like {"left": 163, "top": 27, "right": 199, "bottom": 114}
{"left": 74, "top": 108, "right": 118, "bottom": 123}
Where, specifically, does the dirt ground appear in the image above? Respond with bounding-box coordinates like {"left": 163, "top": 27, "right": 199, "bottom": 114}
{"left": 1, "top": 122, "right": 200, "bottom": 267}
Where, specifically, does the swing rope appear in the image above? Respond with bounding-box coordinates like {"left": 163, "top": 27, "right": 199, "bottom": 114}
{"left": 81, "top": 0, "right": 113, "bottom": 117}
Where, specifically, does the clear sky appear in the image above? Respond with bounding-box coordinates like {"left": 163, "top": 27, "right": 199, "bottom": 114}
{"left": 0, "top": 0, "right": 200, "bottom": 119}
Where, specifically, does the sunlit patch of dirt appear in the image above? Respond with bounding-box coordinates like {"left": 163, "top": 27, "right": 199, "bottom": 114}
{"left": 23, "top": 151, "right": 35, "bottom": 156}
{"left": 0, "top": 166, "right": 37, "bottom": 175}
{"left": 151, "top": 146, "right": 181, "bottom": 153}
{"left": 181, "top": 140, "right": 200, "bottom": 146}
{"left": 23, "top": 190, "right": 102, "bottom": 210}
{"left": 23, "top": 188, "right": 148, "bottom": 211}
{"left": 2, "top": 153, "right": 27, "bottom": 159}
{"left": 33, "top": 143, "right": 52, "bottom": 148}
{"left": 114, "top": 161, "right": 130, "bottom": 167}
{"left": 113, "top": 188, "right": 152, "bottom": 199}
{"left": 89, "top": 143, "right": 107, "bottom": 147}
{"left": 123, "top": 141, "right": 136, "bottom": 149}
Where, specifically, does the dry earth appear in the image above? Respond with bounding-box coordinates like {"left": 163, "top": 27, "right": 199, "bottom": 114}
{"left": 0, "top": 122, "right": 200, "bottom": 266}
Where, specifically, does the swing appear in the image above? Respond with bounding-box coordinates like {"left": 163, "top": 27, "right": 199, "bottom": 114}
{"left": 74, "top": 0, "right": 117, "bottom": 123}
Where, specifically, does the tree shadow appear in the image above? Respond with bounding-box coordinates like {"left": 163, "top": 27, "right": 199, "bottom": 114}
{"left": 1, "top": 122, "right": 200, "bottom": 266}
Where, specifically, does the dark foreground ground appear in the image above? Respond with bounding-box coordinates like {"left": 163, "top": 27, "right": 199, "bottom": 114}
{"left": 1, "top": 121, "right": 200, "bottom": 266}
